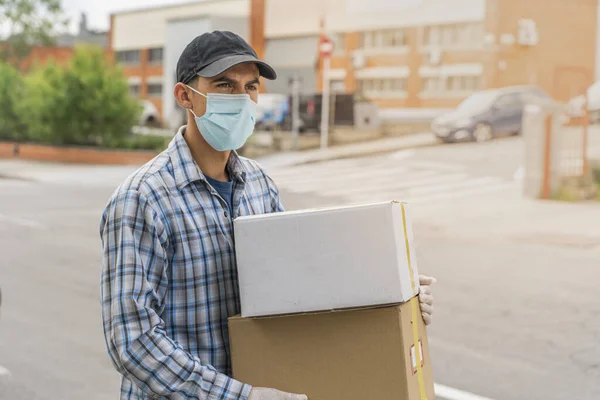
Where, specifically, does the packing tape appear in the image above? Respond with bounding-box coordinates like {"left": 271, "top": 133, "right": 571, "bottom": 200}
{"left": 400, "top": 203, "right": 428, "bottom": 400}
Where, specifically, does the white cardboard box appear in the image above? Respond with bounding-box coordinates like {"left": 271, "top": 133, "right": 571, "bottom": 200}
{"left": 234, "top": 201, "right": 420, "bottom": 317}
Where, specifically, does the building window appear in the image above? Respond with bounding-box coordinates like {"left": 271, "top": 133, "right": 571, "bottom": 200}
{"left": 422, "top": 75, "right": 481, "bottom": 94}
{"left": 332, "top": 33, "right": 346, "bottom": 56}
{"left": 116, "top": 50, "right": 140, "bottom": 65}
{"left": 148, "top": 83, "right": 163, "bottom": 97}
{"left": 129, "top": 84, "right": 140, "bottom": 97}
{"left": 356, "top": 78, "right": 407, "bottom": 97}
{"left": 422, "top": 23, "right": 483, "bottom": 49}
{"left": 359, "top": 29, "right": 407, "bottom": 50}
{"left": 422, "top": 77, "right": 443, "bottom": 93}
{"left": 148, "top": 47, "right": 163, "bottom": 64}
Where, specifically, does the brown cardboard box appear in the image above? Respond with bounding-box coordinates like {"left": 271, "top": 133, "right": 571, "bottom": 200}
{"left": 229, "top": 300, "right": 435, "bottom": 400}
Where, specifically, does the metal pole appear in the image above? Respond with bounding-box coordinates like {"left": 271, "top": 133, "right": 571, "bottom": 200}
{"left": 320, "top": 56, "right": 331, "bottom": 150}
{"left": 541, "top": 114, "right": 553, "bottom": 199}
{"left": 291, "top": 76, "right": 301, "bottom": 151}
{"left": 582, "top": 96, "right": 589, "bottom": 177}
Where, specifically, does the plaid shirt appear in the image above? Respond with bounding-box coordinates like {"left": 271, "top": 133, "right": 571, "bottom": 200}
{"left": 100, "top": 127, "right": 284, "bottom": 400}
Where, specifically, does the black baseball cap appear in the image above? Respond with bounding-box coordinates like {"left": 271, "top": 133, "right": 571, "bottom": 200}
{"left": 176, "top": 30, "right": 277, "bottom": 84}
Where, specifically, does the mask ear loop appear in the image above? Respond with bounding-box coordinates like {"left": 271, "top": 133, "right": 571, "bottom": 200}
{"left": 185, "top": 84, "right": 208, "bottom": 118}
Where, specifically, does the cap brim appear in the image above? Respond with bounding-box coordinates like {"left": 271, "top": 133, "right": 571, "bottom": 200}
{"left": 197, "top": 54, "right": 277, "bottom": 80}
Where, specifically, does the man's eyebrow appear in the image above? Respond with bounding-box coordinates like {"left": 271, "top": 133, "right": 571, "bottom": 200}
{"left": 247, "top": 77, "right": 261, "bottom": 86}
{"left": 210, "top": 76, "right": 237, "bottom": 84}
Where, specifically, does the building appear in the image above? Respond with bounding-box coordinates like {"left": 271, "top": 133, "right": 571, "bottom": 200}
{"left": 252, "top": 0, "right": 599, "bottom": 111}
{"left": 109, "top": 0, "right": 249, "bottom": 128}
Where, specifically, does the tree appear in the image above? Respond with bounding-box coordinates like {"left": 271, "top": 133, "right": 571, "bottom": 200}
{"left": 20, "top": 45, "right": 141, "bottom": 146}
{"left": 0, "top": 62, "right": 25, "bottom": 141}
{"left": 0, "top": 0, "right": 67, "bottom": 65}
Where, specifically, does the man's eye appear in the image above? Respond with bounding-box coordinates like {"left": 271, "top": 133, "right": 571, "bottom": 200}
{"left": 217, "top": 83, "right": 232, "bottom": 89}
{"left": 247, "top": 85, "right": 258, "bottom": 91}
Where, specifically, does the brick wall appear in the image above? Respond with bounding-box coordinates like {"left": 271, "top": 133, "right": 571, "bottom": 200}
{"left": 485, "top": 0, "right": 597, "bottom": 101}
{"left": 0, "top": 142, "right": 157, "bottom": 165}
{"left": 308, "top": 0, "right": 599, "bottom": 108}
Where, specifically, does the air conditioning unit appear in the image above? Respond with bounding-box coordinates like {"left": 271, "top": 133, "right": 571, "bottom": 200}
{"left": 351, "top": 51, "right": 366, "bottom": 69}
{"left": 517, "top": 19, "right": 538, "bottom": 46}
{"left": 428, "top": 48, "right": 441, "bottom": 65}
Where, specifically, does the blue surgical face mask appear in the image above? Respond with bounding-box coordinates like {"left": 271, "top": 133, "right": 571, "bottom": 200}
{"left": 186, "top": 85, "right": 257, "bottom": 151}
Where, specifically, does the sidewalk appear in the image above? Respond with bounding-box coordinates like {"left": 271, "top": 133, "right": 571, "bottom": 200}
{"left": 417, "top": 185, "right": 600, "bottom": 249}
{"left": 258, "top": 132, "right": 438, "bottom": 169}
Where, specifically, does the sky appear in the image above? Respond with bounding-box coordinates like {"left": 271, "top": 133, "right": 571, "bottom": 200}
{"left": 60, "top": 0, "right": 191, "bottom": 33}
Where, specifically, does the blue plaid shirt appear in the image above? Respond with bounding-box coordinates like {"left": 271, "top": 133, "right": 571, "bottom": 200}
{"left": 100, "top": 127, "right": 284, "bottom": 400}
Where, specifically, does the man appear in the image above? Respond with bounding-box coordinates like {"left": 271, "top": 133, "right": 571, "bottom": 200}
{"left": 100, "top": 31, "right": 436, "bottom": 400}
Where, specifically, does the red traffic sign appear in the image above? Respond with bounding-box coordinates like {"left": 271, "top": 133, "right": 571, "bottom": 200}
{"left": 319, "top": 36, "right": 334, "bottom": 57}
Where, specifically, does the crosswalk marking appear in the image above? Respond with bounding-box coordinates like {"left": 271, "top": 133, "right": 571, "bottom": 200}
{"left": 271, "top": 156, "right": 514, "bottom": 207}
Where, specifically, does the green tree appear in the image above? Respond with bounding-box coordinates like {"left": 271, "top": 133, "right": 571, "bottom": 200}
{"left": 18, "top": 58, "right": 68, "bottom": 143}
{"left": 0, "top": 61, "right": 25, "bottom": 141}
{"left": 0, "top": 0, "right": 67, "bottom": 65}
{"left": 20, "top": 45, "right": 141, "bottom": 146}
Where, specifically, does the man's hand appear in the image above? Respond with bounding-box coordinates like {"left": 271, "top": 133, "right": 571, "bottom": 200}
{"left": 248, "top": 388, "right": 308, "bottom": 400}
{"left": 419, "top": 275, "right": 436, "bottom": 326}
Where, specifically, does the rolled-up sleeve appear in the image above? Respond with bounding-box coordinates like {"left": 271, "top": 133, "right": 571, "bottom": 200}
{"left": 100, "top": 189, "right": 252, "bottom": 400}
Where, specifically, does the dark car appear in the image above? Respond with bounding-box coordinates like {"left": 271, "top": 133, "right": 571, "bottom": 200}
{"left": 432, "top": 86, "right": 553, "bottom": 143}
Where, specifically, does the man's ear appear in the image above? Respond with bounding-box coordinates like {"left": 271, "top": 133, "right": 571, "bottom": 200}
{"left": 174, "top": 82, "right": 193, "bottom": 109}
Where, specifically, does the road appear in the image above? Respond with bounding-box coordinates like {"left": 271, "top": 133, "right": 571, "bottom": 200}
{"left": 0, "top": 136, "right": 599, "bottom": 400}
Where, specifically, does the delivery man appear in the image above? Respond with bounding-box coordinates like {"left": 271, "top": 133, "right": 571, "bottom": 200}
{"left": 100, "top": 31, "right": 436, "bottom": 400}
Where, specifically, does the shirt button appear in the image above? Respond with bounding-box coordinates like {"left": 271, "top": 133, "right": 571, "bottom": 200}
{"left": 224, "top": 211, "right": 229, "bottom": 218}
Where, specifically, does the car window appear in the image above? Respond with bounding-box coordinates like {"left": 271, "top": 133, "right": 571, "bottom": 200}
{"left": 494, "top": 93, "right": 523, "bottom": 108}
{"left": 523, "top": 88, "right": 551, "bottom": 102}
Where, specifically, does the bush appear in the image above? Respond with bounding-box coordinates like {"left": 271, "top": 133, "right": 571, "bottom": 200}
{"left": 19, "top": 45, "right": 141, "bottom": 146}
{"left": 0, "top": 62, "right": 25, "bottom": 141}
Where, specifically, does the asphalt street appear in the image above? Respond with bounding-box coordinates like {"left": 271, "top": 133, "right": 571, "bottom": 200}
{"left": 0, "top": 136, "right": 598, "bottom": 400}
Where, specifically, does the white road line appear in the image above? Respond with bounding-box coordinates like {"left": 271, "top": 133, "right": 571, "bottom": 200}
{"left": 409, "top": 182, "right": 514, "bottom": 204}
{"left": 291, "top": 170, "right": 444, "bottom": 195}
{"left": 403, "top": 160, "right": 466, "bottom": 172}
{"left": 389, "top": 149, "right": 416, "bottom": 160}
{"left": 0, "top": 365, "right": 12, "bottom": 378}
{"left": 408, "top": 177, "right": 500, "bottom": 196}
{"left": 435, "top": 383, "right": 496, "bottom": 400}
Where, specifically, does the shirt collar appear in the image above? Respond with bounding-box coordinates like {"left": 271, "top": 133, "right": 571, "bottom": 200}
{"left": 168, "top": 126, "right": 247, "bottom": 190}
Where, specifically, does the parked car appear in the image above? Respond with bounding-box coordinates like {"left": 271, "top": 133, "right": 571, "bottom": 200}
{"left": 432, "top": 86, "right": 553, "bottom": 143}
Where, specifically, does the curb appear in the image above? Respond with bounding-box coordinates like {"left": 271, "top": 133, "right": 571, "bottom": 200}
{"left": 296, "top": 138, "right": 440, "bottom": 166}
{"left": 259, "top": 134, "right": 441, "bottom": 169}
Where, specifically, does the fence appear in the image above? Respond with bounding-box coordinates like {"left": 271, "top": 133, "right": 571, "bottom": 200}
{"left": 522, "top": 102, "right": 591, "bottom": 199}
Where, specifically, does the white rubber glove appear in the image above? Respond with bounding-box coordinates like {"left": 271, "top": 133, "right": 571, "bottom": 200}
{"left": 419, "top": 275, "right": 436, "bottom": 326}
{"left": 248, "top": 387, "right": 308, "bottom": 400}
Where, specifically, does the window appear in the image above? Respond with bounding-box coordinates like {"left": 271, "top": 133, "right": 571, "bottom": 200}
{"left": 422, "top": 77, "right": 443, "bottom": 93}
{"left": 422, "top": 23, "right": 483, "bottom": 49}
{"left": 116, "top": 50, "right": 140, "bottom": 65}
{"left": 147, "top": 83, "right": 163, "bottom": 97}
{"left": 332, "top": 33, "right": 346, "bottom": 55}
{"left": 421, "top": 76, "right": 481, "bottom": 94}
{"left": 494, "top": 93, "right": 522, "bottom": 108}
{"left": 356, "top": 78, "right": 407, "bottom": 97}
{"left": 360, "top": 29, "right": 407, "bottom": 50}
{"left": 381, "top": 29, "right": 407, "bottom": 47}
{"left": 148, "top": 47, "right": 163, "bottom": 64}
{"left": 129, "top": 84, "right": 140, "bottom": 97}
